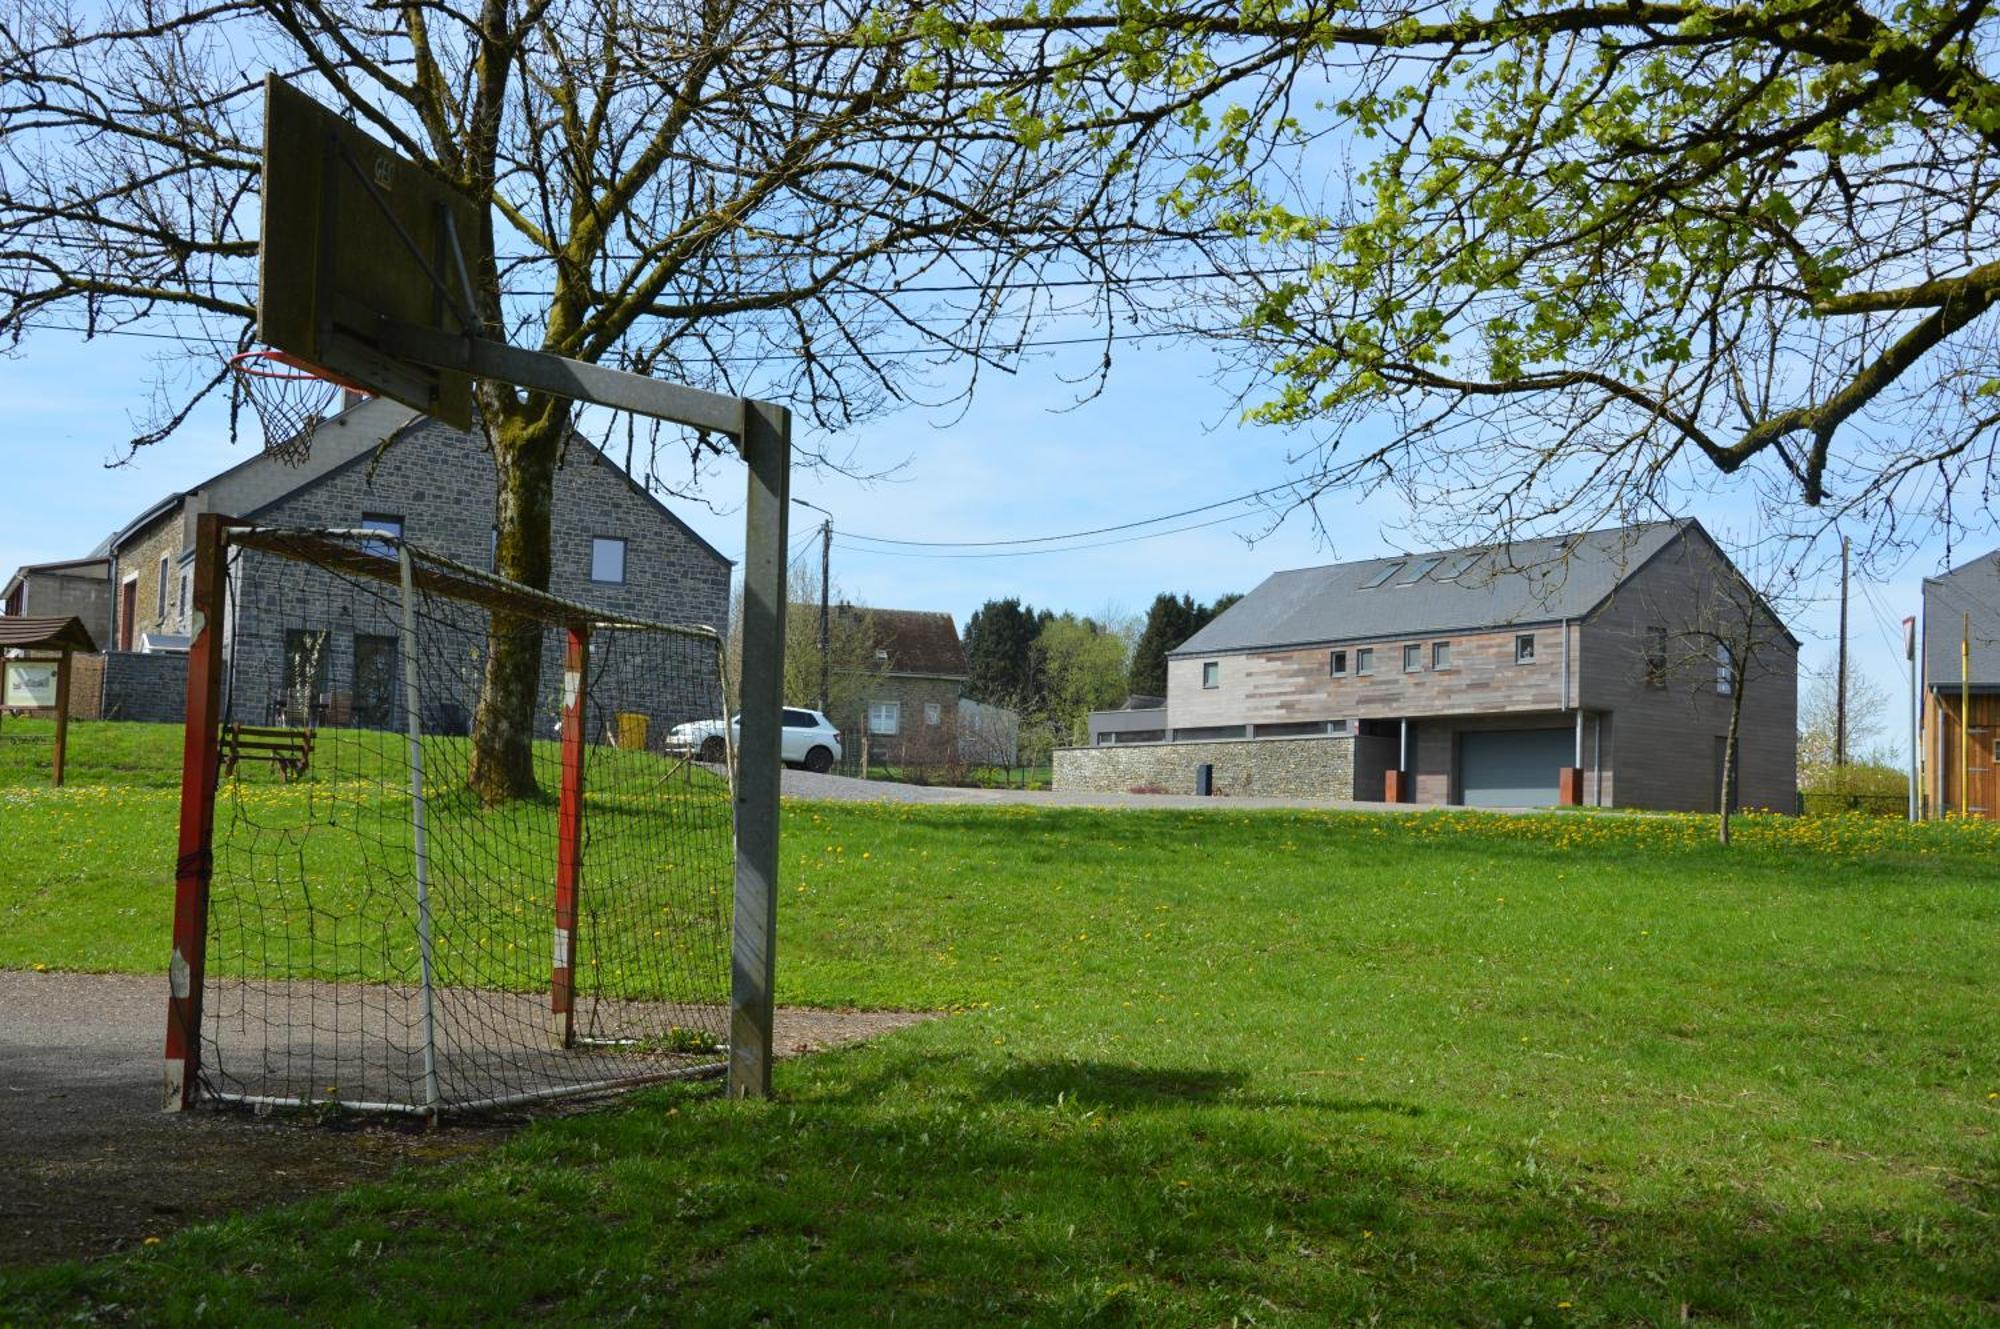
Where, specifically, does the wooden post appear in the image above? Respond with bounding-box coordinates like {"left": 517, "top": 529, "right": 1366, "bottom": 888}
{"left": 552, "top": 625, "right": 588, "bottom": 1048}
{"left": 51, "top": 650, "right": 71, "bottom": 788}
{"left": 730, "top": 400, "right": 789, "bottom": 1099}
{"left": 165, "top": 514, "right": 230, "bottom": 1111}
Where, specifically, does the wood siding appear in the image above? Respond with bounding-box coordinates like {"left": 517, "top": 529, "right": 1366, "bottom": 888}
{"left": 1167, "top": 623, "right": 1578, "bottom": 729}
{"left": 1924, "top": 690, "right": 1999, "bottom": 818}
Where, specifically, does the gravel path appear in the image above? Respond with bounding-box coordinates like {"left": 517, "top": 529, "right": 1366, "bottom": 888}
{"left": 0, "top": 970, "right": 926, "bottom": 1268}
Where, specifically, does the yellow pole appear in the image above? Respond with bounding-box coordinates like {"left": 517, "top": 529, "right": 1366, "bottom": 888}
{"left": 1962, "top": 611, "right": 1971, "bottom": 818}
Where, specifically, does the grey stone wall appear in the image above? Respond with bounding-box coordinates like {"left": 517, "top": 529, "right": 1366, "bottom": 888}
{"left": 100, "top": 651, "right": 188, "bottom": 724}
{"left": 839, "top": 675, "right": 964, "bottom": 765}
{"left": 1054, "top": 735, "right": 1358, "bottom": 799}
{"left": 219, "top": 420, "right": 732, "bottom": 743}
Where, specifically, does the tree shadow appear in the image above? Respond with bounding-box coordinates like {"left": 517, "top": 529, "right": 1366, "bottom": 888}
{"left": 977, "top": 1056, "right": 1424, "bottom": 1118}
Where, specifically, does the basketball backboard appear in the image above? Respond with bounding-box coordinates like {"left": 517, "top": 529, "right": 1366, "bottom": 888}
{"left": 258, "top": 75, "right": 482, "bottom": 430}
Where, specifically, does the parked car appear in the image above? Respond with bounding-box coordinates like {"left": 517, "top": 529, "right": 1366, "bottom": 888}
{"left": 670, "top": 707, "right": 843, "bottom": 772}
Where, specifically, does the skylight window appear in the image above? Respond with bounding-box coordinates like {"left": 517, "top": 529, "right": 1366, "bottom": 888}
{"left": 1360, "top": 562, "right": 1404, "bottom": 589}
{"left": 1436, "top": 553, "right": 1478, "bottom": 581}
{"left": 1400, "top": 557, "right": 1444, "bottom": 585}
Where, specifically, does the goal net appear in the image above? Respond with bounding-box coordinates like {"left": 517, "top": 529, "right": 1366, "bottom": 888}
{"left": 181, "top": 524, "right": 734, "bottom": 1115}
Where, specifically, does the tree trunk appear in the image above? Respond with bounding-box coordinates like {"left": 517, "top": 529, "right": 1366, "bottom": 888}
{"left": 467, "top": 403, "right": 568, "bottom": 804}
{"left": 1719, "top": 675, "right": 1747, "bottom": 846}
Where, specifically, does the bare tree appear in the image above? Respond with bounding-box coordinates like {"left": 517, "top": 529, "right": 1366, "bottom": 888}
{"left": 0, "top": 0, "right": 1237, "bottom": 799}
{"left": 1639, "top": 541, "right": 1800, "bottom": 843}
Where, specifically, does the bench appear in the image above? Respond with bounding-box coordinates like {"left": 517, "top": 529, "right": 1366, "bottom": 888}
{"left": 221, "top": 723, "right": 315, "bottom": 781}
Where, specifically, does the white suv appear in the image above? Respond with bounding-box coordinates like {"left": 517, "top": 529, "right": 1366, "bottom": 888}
{"left": 671, "top": 707, "right": 843, "bottom": 772}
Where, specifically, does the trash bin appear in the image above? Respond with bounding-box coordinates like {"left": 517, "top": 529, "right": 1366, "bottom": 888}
{"left": 616, "top": 712, "right": 649, "bottom": 750}
{"left": 1194, "top": 763, "right": 1213, "bottom": 796}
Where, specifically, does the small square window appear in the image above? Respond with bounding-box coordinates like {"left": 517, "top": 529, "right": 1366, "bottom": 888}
{"left": 1432, "top": 640, "right": 1451, "bottom": 670}
{"left": 360, "top": 513, "right": 403, "bottom": 559}
{"left": 1515, "top": 634, "right": 1536, "bottom": 664}
{"left": 1403, "top": 643, "right": 1423, "bottom": 672}
{"left": 1201, "top": 661, "right": 1220, "bottom": 689}
{"left": 925, "top": 701, "right": 942, "bottom": 726}
{"left": 1329, "top": 649, "right": 1347, "bottom": 677}
{"left": 590, "top": 536, "right": 627, "bottom": 584}
{"left": 1355, "top": 648, "right": 1375, "bottom": 676}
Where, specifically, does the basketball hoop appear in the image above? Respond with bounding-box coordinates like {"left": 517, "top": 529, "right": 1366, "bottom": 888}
{"left": 228, "top": 349, "right": 370, "bottom": 466}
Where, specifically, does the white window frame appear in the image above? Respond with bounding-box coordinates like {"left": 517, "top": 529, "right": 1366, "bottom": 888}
{"left": 590, "top": 535, "right": 627, "bottom": 584}
{"left": 924, "top": 701, "right": 942, "bottom": 726}
{"left": 868, "top": 700, "right": 901, "bottom": 735}
{"left": 1201, "top": 661, "right": 1219, "bottom": 689}
{"left": 1515, "top": 633, "right": 1537, "bottom": 664}
{"left": 1715, "top": 642, "right": 1735, "bottom": 696}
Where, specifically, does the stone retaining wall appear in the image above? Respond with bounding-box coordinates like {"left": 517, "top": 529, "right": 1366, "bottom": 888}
{"left": 100, "top": 652, "right": 188, "bottom": 724}
{"left": 1053, "top": 736, "right": 1359, "bottom": 800}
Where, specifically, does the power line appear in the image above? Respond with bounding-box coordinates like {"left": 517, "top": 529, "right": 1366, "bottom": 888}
{"left": 832, "top": 507, "right": 1264, "bottom": 559}
{"left": 838, "top": 476, "right": 1319, "bottom": 549}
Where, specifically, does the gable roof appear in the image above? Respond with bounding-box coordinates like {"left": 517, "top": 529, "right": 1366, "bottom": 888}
{"left": 3, "top": 556, "right": 110, "bottom": 602}
{"left": 1172, "top": 520, "right": 1692, "bottom": 656}
{"left": 1923, "top": 549, "right": 2000, "bottom": 687}
{"left": 823, "top": 605, "right": 968, "bottom": 677}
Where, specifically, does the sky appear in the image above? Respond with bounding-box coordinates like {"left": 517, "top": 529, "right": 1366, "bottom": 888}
{"left": 0, "top": 319, "right": 1957, "bottom": 766}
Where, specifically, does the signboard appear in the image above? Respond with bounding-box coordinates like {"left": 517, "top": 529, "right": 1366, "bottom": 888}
{"left": 4, "top": 659, "right": 58, "bottom": 709}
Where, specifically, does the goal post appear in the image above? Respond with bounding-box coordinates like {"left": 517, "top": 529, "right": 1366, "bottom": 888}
{"left": 165, "top": 519, "right": 746, "bottom": 1117}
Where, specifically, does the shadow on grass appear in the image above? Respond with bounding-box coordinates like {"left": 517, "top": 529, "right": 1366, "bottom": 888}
{"left": 979, "top": 1057, "right": 1424, "bottom": 1118}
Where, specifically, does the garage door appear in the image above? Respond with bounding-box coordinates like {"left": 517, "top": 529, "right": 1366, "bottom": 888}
{"left": 1458, "top": 729, "right": 1572, "bottom": 807}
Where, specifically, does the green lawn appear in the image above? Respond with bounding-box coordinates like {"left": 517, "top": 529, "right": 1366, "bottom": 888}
{"left": 3, "top": 721, "right": 1999, "bottom": 1323}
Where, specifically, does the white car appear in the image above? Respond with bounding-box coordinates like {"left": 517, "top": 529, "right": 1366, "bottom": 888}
{"left": 671, "top": 707, "right": 843, "bottom": 772}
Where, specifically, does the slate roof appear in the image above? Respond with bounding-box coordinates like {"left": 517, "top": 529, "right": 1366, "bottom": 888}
{"left": 1923, "top": 549, "right": 2000, "bottom": 687}
{"left": 822, "top": 605, "right": 969, "bottom": 677}
{"left": 1172, "top": 520, "right": 1691, "bottom": 656}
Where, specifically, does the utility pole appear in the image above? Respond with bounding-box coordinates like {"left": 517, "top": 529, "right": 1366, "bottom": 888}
{"left": 1904, "top": 615, "right": 1918, "bottom": 822}
{"left": 818, "top": 518, "right": 832, "bottom": 714}
{"left": 1835, "top": 534, "right": 1850, "bottom": 769}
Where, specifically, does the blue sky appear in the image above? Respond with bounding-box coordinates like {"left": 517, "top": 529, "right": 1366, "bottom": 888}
{"left": 0, "top": 322, "right": 1955, "bottom": 761}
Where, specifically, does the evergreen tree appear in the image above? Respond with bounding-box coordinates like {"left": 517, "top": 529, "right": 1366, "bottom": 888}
{"left": 1127, "top": 593, "right": 1199, "bottom": 698}
{"left": 963, "top": 599, "right": 1046, "bottom": 706}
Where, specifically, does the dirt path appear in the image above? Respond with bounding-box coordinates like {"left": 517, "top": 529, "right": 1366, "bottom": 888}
{"left": 0, "top": 970, "right": 926, "bottom": 1268}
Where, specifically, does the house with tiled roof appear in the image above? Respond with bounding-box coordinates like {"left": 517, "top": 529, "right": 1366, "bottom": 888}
{"left": 834, "top": 604, "right": 970, "bottom": 764}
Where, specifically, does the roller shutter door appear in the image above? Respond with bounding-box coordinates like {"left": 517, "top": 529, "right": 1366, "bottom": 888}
{"left": 1458, "top": 729, "right": 1571, "bottom": 808}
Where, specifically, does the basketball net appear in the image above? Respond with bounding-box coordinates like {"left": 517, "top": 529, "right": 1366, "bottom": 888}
{"left": 229, "top": 350, "right": 370, "bottom": 466}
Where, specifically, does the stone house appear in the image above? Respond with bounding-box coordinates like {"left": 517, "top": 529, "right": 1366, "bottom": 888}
{"left": 1921, "top": 549, "right": 2000, "bottom": 818}
{"left": 32, "top": 397, "right": 730, "bottom": 729}
{"left": 826, "top": 606, "right": 969, "bottom": 765}
{"left": 2, "top": 556, "right": 113, "bottom": 648}
{"left": 1062, "top": 520, "right": 1798, "bottom": 811}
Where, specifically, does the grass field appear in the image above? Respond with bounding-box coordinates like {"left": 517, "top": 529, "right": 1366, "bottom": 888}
{"left": 3, "top": 720, "right": 1999, "bottom": 1323}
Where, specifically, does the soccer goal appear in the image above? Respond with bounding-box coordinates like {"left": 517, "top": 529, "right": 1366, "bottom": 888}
{"left": 165, "top": 518, "right": 736, "bottom": 1116}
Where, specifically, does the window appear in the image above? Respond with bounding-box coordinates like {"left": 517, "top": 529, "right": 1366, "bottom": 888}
{"left": 1356, "top": 648, "right": 1375, "bottom": 675}
{"left": 360, "top": 513, "right": 403, "bottom": 559}
{"left": 590, "top": 536, "right": 627, "bottom": 584}
{"left": 1715, "top": 642, "right": 1735, "bottom": 696}
{"left": 1432, "top": 640, "right": 1452, "bottom": 670}
{"left": 1515, "top": 633, "right": 1536, "bottom": 664}
{"left": 925, "top": 701, "right": 942, "bottom": 726}
{"left": 1201, "top": 661, "right": 1219, "bottom": 689}
{"left": 781, "top": 708, "right": 817, "bottom": 728}
{"left": 177, "top": 570, "right": 191, "bottom": 627}
{"left": 867, "top": 700, "right": 900, "bottom": 735}
{"left": 156, "top": 557, "right": 169, "bottom": 618}
{"left": 1360, "top": 563, "right": 1404, "bottom": 589}
{"left": 352, "top": 634, "right": 398, "bottom": 729}
{"left": 1403, "top": 643, "right": 1423, "bottom": 672}
{"left": 1399, "top": 557, "right": 1443, "bottom": 585}
{"left": 1644, "top": 627, "right": 1668, "bottom": 688}
{"left": 1329, "top": 649, "right": 1348, "bottom": 676}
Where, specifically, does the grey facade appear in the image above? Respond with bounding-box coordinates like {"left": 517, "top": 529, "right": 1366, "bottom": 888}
{"left": 23, "top": 398, "right": 731, "bottom": 741}
{"left": 1, "top": 558, "right": 112, "bottom": 647}
{"left": 1065, "top": 520, "right": 1798, "bottom": 812}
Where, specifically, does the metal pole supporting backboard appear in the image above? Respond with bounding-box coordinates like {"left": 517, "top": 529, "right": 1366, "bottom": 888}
{"left": 730, "top": 401, "right": 790, "bottom": 1098}
{"left": 164, "top": 514, "right": 231, "bottom": 1110}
